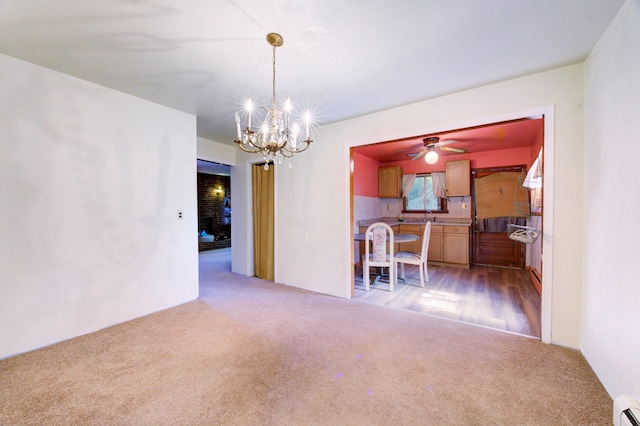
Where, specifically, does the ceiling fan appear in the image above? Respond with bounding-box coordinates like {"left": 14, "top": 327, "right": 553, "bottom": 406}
{"left": 405, "top": 137, "right": 467, "bottom": 162}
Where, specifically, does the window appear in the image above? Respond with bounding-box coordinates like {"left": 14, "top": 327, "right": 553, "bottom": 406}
{"left": 404, "top": 174, "right": 447, "bottom": 212}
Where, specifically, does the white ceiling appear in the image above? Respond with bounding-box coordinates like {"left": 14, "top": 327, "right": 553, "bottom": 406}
{"left": 0, "top": 1, "right": 624, "bottom": 145}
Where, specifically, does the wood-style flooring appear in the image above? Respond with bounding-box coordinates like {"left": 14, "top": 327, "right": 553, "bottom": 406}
{"left": 354, "top": 263, "right": 541, "bottom": 338}
{"left": 200, "top": 248, "right": 540, "bottom": 339}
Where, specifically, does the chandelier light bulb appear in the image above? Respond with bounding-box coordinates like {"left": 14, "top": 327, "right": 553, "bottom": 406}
{"left": 304, "top": 112, "right": 311, "bottom": 138}
{"left": 246, "top": 100, "right": 253, "bottom": 129}
{"left": 234, "top": 112, "right": 241, "bottom": 139}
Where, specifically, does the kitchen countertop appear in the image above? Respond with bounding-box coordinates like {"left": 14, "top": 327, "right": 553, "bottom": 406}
{"left": 358, "top": 217, "right": 472, "bottom": 227}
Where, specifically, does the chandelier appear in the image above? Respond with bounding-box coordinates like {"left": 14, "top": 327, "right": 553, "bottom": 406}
{"left": 234, "top": 33, "right": 313, "bottom": 169}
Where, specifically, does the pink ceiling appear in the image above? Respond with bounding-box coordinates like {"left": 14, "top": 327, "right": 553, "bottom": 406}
{"left": 353, "top": 117, "right": 544, "bottom": 163}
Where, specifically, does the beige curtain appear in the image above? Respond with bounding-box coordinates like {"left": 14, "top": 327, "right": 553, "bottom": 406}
{"left": 431, "top": 172, "right": 446, "bottom": 198}
{"left": 252, "top": 164, "right": 274, "bottom": 281}
{"left": 523, "top": 148, "right": 543, "bottom": 212}
{"left": 402, "top": 173, "right": 417, "bottom": 198}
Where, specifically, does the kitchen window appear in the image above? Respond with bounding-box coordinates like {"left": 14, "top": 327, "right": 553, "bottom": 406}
{"left": 404, "top": 174, "right": 447, "bottom": 212}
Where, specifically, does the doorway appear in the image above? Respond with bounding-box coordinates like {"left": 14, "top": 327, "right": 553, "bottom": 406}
{"left": 472, "top": 166, "right": 528, "bottom": 268}
{"left": 196, "top": 160, "right": 232, "bottom": 252}
{"left": 350, "top": 109, "right": 551, "bottom": 341}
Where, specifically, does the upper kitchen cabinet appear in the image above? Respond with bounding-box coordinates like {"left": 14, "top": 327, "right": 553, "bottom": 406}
{"left": 445, "top": 160, "right": 470, "bottom": 197}
{"left": 378, "top": 166, "right": 403, "bottom": 198}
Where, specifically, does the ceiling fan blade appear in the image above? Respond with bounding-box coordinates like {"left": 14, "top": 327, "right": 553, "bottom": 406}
{"left": 396, "top": 144, "right": 423, "bottom": 153}
{"left": 440, "top": 146, "right": 467, "bottom": 153}
{"left": 411, "top": 149, "right": 427, "bottom": 161}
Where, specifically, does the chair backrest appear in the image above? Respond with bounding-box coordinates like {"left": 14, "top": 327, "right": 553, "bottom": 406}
{"left": 365, "top": 222, "right": 394, "bottom": 263}
{"left": 420, "top": 221, "right": 432, "bottom": 259}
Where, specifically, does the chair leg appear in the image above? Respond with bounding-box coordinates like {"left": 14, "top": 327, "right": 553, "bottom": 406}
{"left": 363, "top": 262, "right": 370, "bottom": 291}
{"left": 389, "top": 262, "right": 395, "bottom": 292}
{"left": 424, "top": 261, "right": 429, "bottom": 283}
{"left": 398, "top": 262, "right": 405, "bottom": 280}
{"left": 419, "top": 263, "right": 425, "bottom": 288}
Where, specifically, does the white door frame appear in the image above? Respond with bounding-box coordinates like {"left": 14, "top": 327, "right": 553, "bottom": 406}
{"left": 347, "top": 105, "right": 555, "bottom": 343}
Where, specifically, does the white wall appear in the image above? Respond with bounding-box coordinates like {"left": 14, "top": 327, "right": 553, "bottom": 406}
{"left": 197, "top": 137, "right": 236, "bottom": 166}
{"left": 231, "top": 64, "right": 585, "bottom": 347}
{"left": 0, "top": 54, "right": 199, "bottom": 359}
{"left": 582, "top": 0, "right": 640, "bottom": 399}
{"left": 229, "top": 149, "right": 256, "bottom": 277}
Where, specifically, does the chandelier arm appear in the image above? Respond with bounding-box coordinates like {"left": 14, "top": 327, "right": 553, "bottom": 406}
{"left": 277, "top": 149, "right": 294, "bottom": 159}
{"left": 281, "top": 139, "right": 313, "bottom": 155}
{"left": 235, "top": 140, "right": 261, "bottom": 154}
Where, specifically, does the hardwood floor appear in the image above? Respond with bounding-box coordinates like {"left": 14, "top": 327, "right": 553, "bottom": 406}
{"left": 200, "top": 248, "right": 541, "bottom": 339}
{"left": 354, "top": 263, "right": 541, "bottom": 338}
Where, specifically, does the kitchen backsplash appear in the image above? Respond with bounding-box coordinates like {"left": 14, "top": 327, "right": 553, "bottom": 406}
{"left": 353, "top": 196, "right": 401, "bottom": 226}
{"left": 354, "top": 195, "right": 472, "bottom": 225}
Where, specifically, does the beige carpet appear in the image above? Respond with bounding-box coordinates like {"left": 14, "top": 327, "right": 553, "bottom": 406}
{"left": 0, "top": 249, "right": 611, "bottom": 425}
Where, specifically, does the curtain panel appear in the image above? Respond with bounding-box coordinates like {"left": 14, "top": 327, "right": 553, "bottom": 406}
{"left": 402, "top": 174, "right": 417, "bottom": 199}
{"left": 432, "top": 172, "right": 446, "bottom": 198}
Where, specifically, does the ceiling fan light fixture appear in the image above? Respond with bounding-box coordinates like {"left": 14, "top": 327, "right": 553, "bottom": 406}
{"left": 424, "top": 150, "right": 438, "bottom": 164}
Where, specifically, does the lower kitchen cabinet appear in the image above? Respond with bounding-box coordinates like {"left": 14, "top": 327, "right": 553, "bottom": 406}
{"left": 398, "top": 224, "right": 422, "bottom": 253}
{"left": 429, "top": 225, "right": 469, "bottom": 266}
{"left": 357, "top": 221, "right": 469, "bottom": 268}
{"left": 443, "top": 226, "right": 469, "bottom": 265}
{"left": 428, "top": 225, "right": 444, "bottom": 262}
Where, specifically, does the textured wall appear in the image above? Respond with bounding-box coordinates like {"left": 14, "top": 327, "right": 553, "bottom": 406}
{"left": 0, "top": 53, "right": 198, "bottom": 359}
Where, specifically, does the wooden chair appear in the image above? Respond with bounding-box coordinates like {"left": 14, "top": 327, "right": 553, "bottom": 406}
{"left": 363, "top": 222, "right": 396, "bottom": 292}
{"left": 395, "top": 221, "right": 431, "bottom": 287}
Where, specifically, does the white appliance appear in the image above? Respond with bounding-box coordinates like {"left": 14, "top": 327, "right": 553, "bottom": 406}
{"left": 614, "top": 395, "right": 640, "bottom": 426}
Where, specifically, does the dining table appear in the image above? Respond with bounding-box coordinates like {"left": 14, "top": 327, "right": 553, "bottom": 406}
{"left": 354, "top": 232, "right": 419, "bottom": 285}
{"left": 353, "top": 233, "right": 419, "bottom": 243}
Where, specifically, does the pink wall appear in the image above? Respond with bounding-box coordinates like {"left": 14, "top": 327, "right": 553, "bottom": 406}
{"left": 353, "top": 151, "right": 380, "bottom": 197}
{"left": 383, "top": 146, "right": 533, "bottom": 174}
{"left": 530, "top": 128, "right": 544, "bottom": 163}
{"left": 353, "top": 146, "right": 538, "bottom": 197}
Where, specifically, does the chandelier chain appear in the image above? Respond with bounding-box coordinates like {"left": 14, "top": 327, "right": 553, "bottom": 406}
{"left": 272, "top": 45, "right": 277, "bottom": 108}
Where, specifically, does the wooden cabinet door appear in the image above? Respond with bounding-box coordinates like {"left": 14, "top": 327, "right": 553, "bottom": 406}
{"left": 473, "top": 229, "right": 524, "bottom": 268}
{"left": 443, "top": 232, "right": 469, "bottom": 264}
{"left": 445, "top": 160, "right": 470, "bottom": 197}
{"left": 399, "top": 224, "right": 422, "bottom": 253}
{"left": 428, "top": 226, "right": 443, "bottom": 261}
{"left": 378, "top": 166, "right": 403, "bottom": 198}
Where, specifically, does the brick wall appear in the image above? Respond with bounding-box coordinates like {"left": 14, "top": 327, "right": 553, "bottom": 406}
{"left": 197, "top": 173, "right": 231, "bottom": 251}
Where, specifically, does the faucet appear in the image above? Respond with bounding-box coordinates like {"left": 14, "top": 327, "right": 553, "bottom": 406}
{"left": 424, "top": 211, "right": 437, "bottom": 222}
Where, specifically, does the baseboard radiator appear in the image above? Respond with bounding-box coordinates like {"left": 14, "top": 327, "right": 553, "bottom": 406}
{"left": 614, "top": 395, "right": 640, "bottom": 426}
{"left": 529, "top": 268, "right": 541, "bottom": 296}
